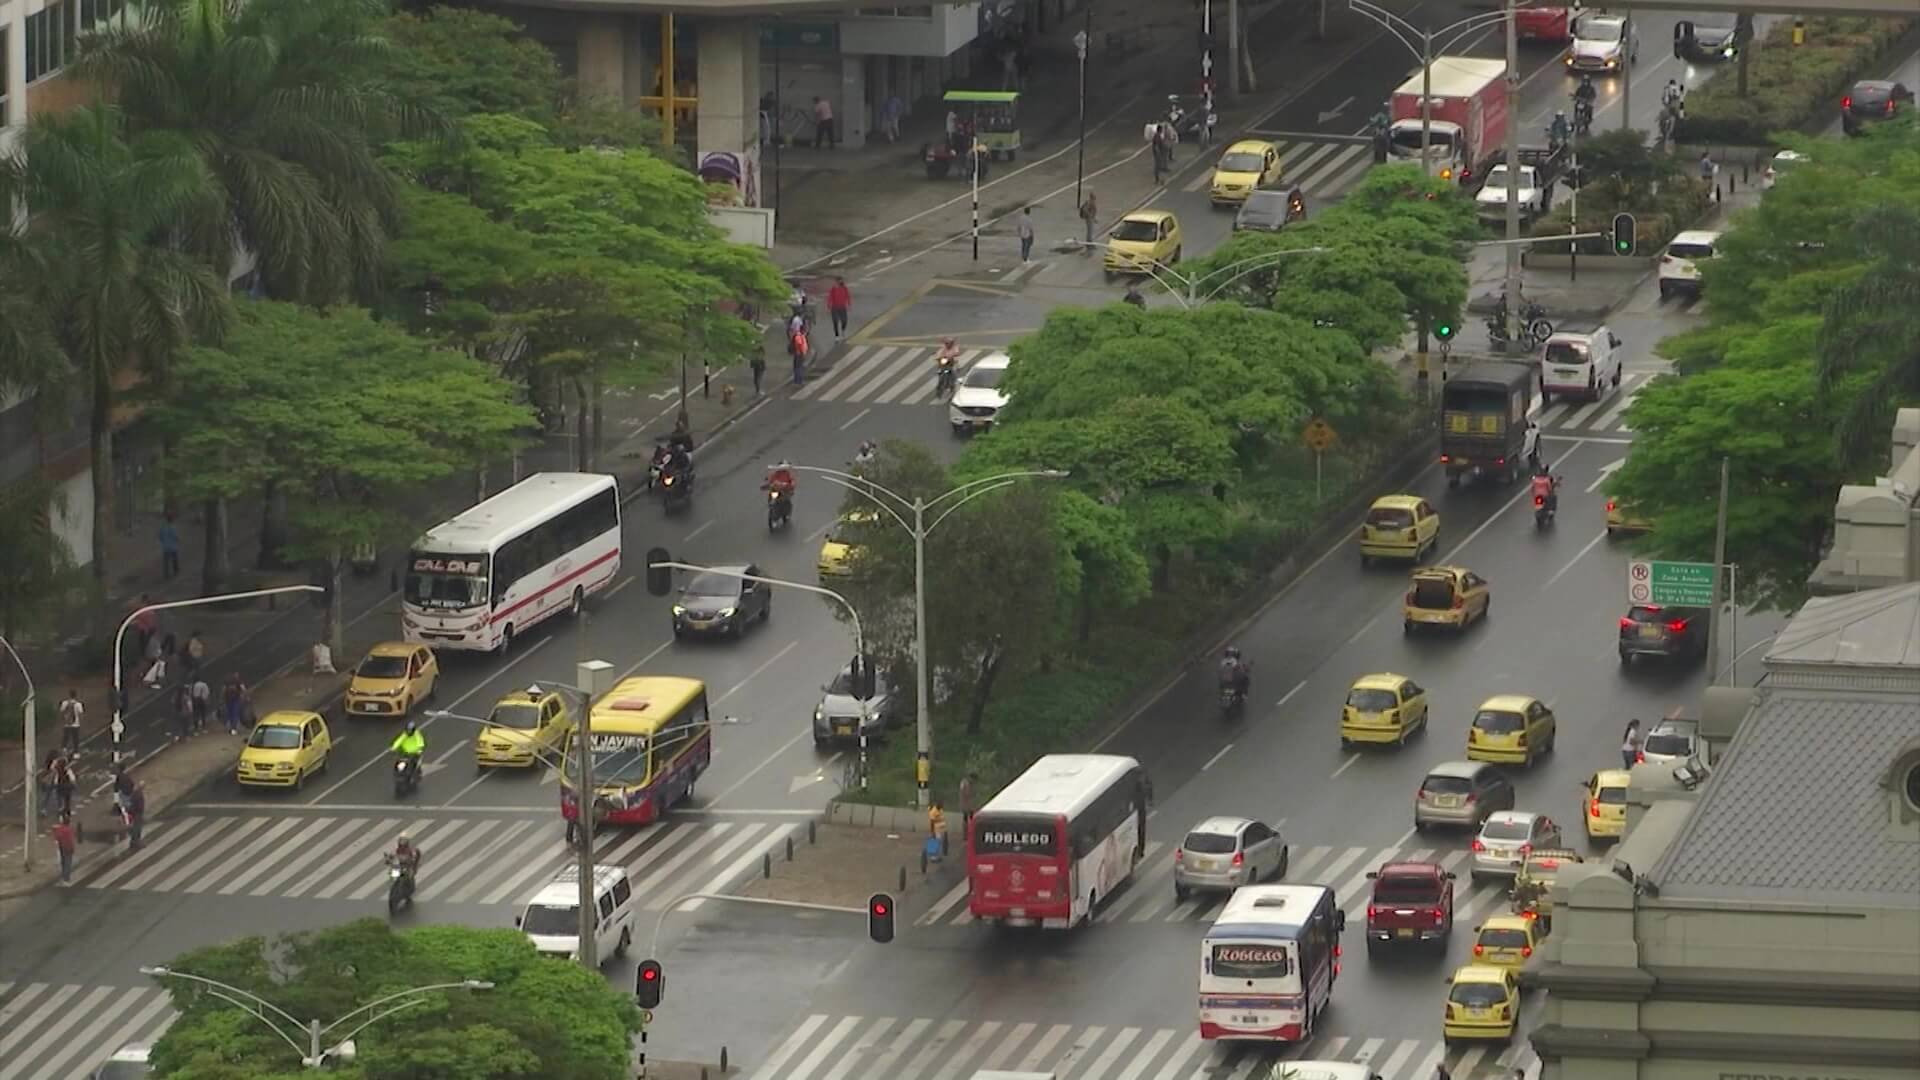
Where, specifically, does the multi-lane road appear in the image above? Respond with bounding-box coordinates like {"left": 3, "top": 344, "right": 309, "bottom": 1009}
{"left": 1, "top": 6, "right": 1845, "bottom": 1076}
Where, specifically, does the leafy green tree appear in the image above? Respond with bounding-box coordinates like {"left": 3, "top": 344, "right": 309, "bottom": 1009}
{"left": 74, "top": 0, "right": 435, "bottom": 303}
{"left": 0, "top": 476, "right": 86, "bottom": 641}
{"left": 10, "top": 106, "right": 232, "bottom": 587}
{"left": 1816, "top": 204, "right": 1920, "bottom": 468}
{"left": 148, "top": 301, "right": 531, "bottom": 649}
{"left": 148, "top": 919, "right": 641, "bottom": 1080}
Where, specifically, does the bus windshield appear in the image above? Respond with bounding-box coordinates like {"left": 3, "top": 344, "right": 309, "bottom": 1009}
{"left": 584, "top": 733, "right": 651, "bottom": 784}
{"left": 405, "top": 551, "right": 489, "bottom": 609}
{"left": 1210, "top": 941, "right": 1294, "bottom": 980}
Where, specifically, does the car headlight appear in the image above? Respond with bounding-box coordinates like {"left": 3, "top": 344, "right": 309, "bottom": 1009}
{"left": 814, "top": 708, "right": 824, "bottom": 722}
{"left": 672, "top": 605, "right": 686, "bottom": 616}
{"left": 719, "top": 607, "right": 736, "bottom": 618}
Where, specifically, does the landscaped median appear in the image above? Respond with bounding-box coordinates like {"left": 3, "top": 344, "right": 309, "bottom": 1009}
{"left": 1525, "top": 130, "right": 1714, "bottom": 259}
{"left": 1676, "top": 15, "right": 1918, "bottom": 146}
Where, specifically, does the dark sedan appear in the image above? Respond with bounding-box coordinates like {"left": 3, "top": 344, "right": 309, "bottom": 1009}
{"left": 1843, "top": 80, "right": 1913, "bottom": 136}
{"left": 1618, "top": 603, "right": 1708, "bottom": 666}
{"left": 1673, "top": 19, "right": 1737, "bottom": 62}
{"left": 1234, "top": 190, "right": 1291, "bottom": 233}
{"left": 672, "top": 564, "right": 771, "bottom": 639}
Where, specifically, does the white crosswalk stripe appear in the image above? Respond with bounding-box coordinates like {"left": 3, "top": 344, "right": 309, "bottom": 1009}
{"left": 794, "top": 345, "right": 996, "bottom": 407}
{"left": 1533, "top": 370, "right": 1659, "bottom": 436}
{"left": 1179, "top": 138, "right": 1378, "bottom": 204}
{"left": 924, "top": 838, "right": 1518, "bottom": 927}
{"left": 750, "top": 1012, "right": 1528, "bottom": 1080}
{"left": 0, "top": 983, "right": 176, "bottom": 1080}
{"left": 67, "top": 813, "right": 797, "bottom": 907}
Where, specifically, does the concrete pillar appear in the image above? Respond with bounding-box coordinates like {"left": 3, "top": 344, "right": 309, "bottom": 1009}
{"left": 576, "top": 14, "right": 628, "bottom": 101}
{"left": 697, "top": 19, "right": 764, "bottom": 203}
{"left": 839, "top": 55, "right": 867, "bottom": 148}
{"left": 623, "top": 21, "right": 654, "bottom": 109}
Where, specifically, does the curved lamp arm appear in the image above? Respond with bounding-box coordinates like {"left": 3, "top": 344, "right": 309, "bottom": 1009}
{"left": 792, "top": 466, "right": 916, "bottom": 535}
{"left": 318, "top": 981, "right": 493, "bottom": 1038}
{"left": 138, "top": 967, "right": 309, "bottom": 1058}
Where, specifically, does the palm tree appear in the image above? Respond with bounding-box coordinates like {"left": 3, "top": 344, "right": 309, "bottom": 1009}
{"left": 1816, "top": 205, "right": 1920, "bottom": 470}
{"left": 13, "top": 106, "right": 232, "bottom": 586}
{"left": 73, "top": 0, "right": 432, "bottom": 304}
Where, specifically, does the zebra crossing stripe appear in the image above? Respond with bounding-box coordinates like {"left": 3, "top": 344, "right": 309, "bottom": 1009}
{"left": 412, "top": 819, "right": 536, "bottom": 902}
{"left": 897, "top": 1019, "right": 969, "bottom": 1078}
{"left": 926, "top": 1020, "right": 1003, "bottom": 1080}
{"left": 819, "top": 349, "right": 919, "bottom": 404}
{"left": 857, "top": 1016, "right": 933, "bottom": 1080}
{"left": 789, "top": 1015, "right": 864, "bottom": 1080}
{"left": 821, "top": 1017, "right": 896, "bottom": 1080}
{"left": 1079, "top": 1025, "right": 1141, "bottom": 1078}
{"left": 752, "top": 1013, "right": 829, "bottom": 1080}
{"left": 10, "top": 985, "right": 115, "bottom": 1071}
{"left": 41, "top": 989, "right": 173, "bottom": 1080}
{"left": 0, "top": 983, "right": 79, "bottom": 1060}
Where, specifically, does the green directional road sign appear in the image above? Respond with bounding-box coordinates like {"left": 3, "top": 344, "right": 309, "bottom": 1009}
{"left": 1628, "top": 559, "right": 1714, "bottom": 606}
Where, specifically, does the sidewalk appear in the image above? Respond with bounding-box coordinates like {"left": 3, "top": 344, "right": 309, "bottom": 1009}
{"left": 0, "top": 313, "right": 862, "bottom": 898}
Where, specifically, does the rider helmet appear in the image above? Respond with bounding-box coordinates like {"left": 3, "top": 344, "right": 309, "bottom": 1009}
{"left": 404, "top": 720, "right": 418, "bottom": 735}
{"left": 1224, "top": 645, "right": 1242, "bottom": 661}
{"left": 398, "top": 832, "right": 413, "bottom": 847}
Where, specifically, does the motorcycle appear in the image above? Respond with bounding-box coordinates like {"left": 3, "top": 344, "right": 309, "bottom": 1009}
{"left": 1285, "top": 188, "right": 1307, "bottom": 224}
{"left": 1533, "top": 483, "right": 1559, "bottom": 529}
{"left": 660, "top": 468, "right": 693, "bottom": 513}
{"left": 647, "top": 443, "right": 671, "bottom": 491}
{"left": 767, "top": 487, "right": 793, "bottom": 531}
{"left": 385, "top": 856, "right": 416, "bottom": 914}
{"left": 1219, "top": 680, "right": 1247, "bottom": 718}
{"left": 936, "top": 355, "right": 957, "bottom": 397}
{"left": 392, "top": 755, "right": 420, "bottom": 798}
{"left": 1573, "top": 99, "right": 1594, "bottom": 137}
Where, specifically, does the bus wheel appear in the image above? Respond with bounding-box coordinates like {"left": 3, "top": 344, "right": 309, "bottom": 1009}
{"left": 570, "top": 586, "right": 585, "bottom": 619}
{"left": 500, "top": 625, "right": 515, "bottom": 654}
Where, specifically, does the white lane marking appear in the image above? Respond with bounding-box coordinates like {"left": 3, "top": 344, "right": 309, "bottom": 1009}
{"left": 917, "top": 877, "right": 972, "bottom": 926}
{"left": 1392, "top": 826, "right": 1417, "bottom": 848}
{"left": 719, "top": 640, "right": 800, "bottom": 703}
{"left": 1329, "top": 753, "right": 1362, "bottom": 779}
{"left": 839, "top": 407, "right": 872, "bottom": 431}
{"left": 1277, "top": 679, "right": 1307, "bottom": 708}
{"left": 709, "top": 729, "right": 810, "bottom": 807}
{"left": 604, "top": 576, "right": 635, "bottom": 599}
{"left": 1345, "top": 614, "right": 1380, "bottom": 645}
{"left": 307, "top": 636, "right": 553, "bottom": 803}
{"left": 1435, "top": 442, "right": 1587, "bottom": 567}
{"left": 752, "top": 1015, "right": 829, "bottom": 1080}
{"left": 1201, "top": 744, "right": 1234, "bottom": 771}
{"left": 1542, "top": 531, "right": 1609, "bottom": 591}
{"left": 685, "top": 519, "right": 716, "bottom": 542}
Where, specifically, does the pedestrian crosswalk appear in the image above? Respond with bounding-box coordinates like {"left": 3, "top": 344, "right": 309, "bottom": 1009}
{"left": 1532, "top": 370, "right": 1658, "bottom": 438}
{"left": 0, "top": 982, "right": 176, "bottom": 1080}
{"left": 1181, "top": 137, "right": 1377, "bottom": 203}
{"left": 916, "top": 839, "right": 1517, "bottom": 929}
{"left": 752, "top": 1015, "right": 1538, "bottom": 1080}
{"left": 72, "top": 812, "right": 798, "bottom": 907}
{"left": 794, "top": 344, "right": 996, "bottom": 407}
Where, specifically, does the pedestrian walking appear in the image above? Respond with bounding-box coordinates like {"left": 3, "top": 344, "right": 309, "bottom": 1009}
{"left": 812, "top": 96, "right": 836, "bottom": 148}
{"left": 182, "top": 629, "right": 206, "bottom": 679}
{"left": 1079, "top": 191, "right": 1098, "bottom": 246}
{"left": 222, "top": 673, "right": 249, "bottom": 735}
{"left": 1621, "top": 719, "right": 1643, "bottom": 768}
{"left": 51, "top": 814, "right": 77, "bottom": 885}
{"left": 190, "top": 676, "right": 211, "bottom": 733}
{"left": 1434, "top": 1064, "right": 1452, "bottom": 1080}
{"left": 130, "top": 594, "right": 157, "bottom": 659}
{"left": 927, "top": 801, "right": 948, "bottom": 861}
{"left": 958, "top": 772, "right": 977, "bottom": 825}
{"left": 880, "top": 93, "right": 904, "bottom": 143}
{"left": 1016, "top": 207, "right": 1035, "bottom": 262}
{"left": 36, "top": 751, "right": 58, "bottom": 818}
{"left": 157, "top": 513, "right": 181, "bottom": 580}
{"left": 1698, "top": 151, "right": 1715, "bottom": 185}
{"left": 123, "top": 779, "right": 146, "bottom": 852}
{"left": 59, "top": 689, "right": 83, "bottom": 756}
{"left": 826, "top": 277, "right": 852, "bottom": 338}
{"left": 749, "top": 353, "right": 767, "bottom": 396}
{"left": 52, "top": 756, "right": 76, "bottom": 816}
{"left": 172, "top": 686, "right": 193, "bottom": 741}
{"left": 141, "top": 632, "right": 167, "bottom": 689}
{"left": 789, "top": 326, "right": 810, "bottom": 386}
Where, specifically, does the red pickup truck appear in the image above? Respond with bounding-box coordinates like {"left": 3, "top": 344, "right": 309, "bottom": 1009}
{"left": 1516, "top": 6, "right": 1576, "bottom": 43}
{"left": 1364, "top": 861, "right": 1456, "bottom": 953}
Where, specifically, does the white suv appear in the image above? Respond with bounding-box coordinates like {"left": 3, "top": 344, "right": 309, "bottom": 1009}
{"left": 949, "top": 351, "right": 1011, "bottom": 435}
{"left": 1658, "top": 230, "right": 1721, "bottom": 299}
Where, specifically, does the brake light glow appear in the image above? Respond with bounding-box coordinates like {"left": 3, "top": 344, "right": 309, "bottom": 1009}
{"left": 1590, "top": 798, "right": 1602, "bottom": 817}
{"left": 1464, "top": 792, "right": 1477, "bottom": 803}
{"left": 1439, "top": 453, "right": 1451, "bottom": 463}
{"left": 1433, "top": 907, "right": 1445, "bottom": 925}
{"left": 1522, "top": 945, "right": 1533, "bottom": 957}
{"left": 1471, "top": 839, "right": 1486, "bottom": 852}
{"left": 1619, "top": 617, "right": 1634, "bottom": 629}
{"left": 1606, "top": 499, "right": 1617, "bottom": 511}
{"left": 1666, "top": 619, "right": 1689, "bottom": 633}
{"left": 1495, "top": 456, "right": 1507, "bottom": 466}
{"left": 1038, "top": 864, "right": 1059, "bottom": 875}
{"left": 1534, "top": 495, "right": 1545, "bottom": 507}
{"left": 1888, "top": 98, "right": 1898, "bottom": 115}
{"left": 1843, "top": 95, "right": 1853, "bottom": 110}
{"left": 1520, "top": 844, "right": 1532, "bottom": 858}
{"left": 1232, "top": 851, "right": 1244, "bottom": 867}
{"left": 1367, "top": 904, "right": 1378, "bottom": 920}
{"left": 1474, "top": 944, "right": 1485, "bottom": 955}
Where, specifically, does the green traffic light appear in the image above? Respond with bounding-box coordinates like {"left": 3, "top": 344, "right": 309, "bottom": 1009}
{"left": 1435, "top": 323, "right": 1455, "bottom": 340}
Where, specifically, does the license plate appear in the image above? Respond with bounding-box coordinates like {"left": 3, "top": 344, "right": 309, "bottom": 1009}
{"left": 1396, "top": 929, "right": 1414, "bottom": 938}
{"left": 1638, "top": 625, "right": 1662, "bottom": 640}
{"left": 834, "top": 723, "right": 854, "bottom": 735}
{"left": 1238, "top": 1014, "right": 1263, "bottom": 1025}
{"left": 1195, "top": 858, "right": 1216, "bottom": 871}
{"left": 1469, "top": 1007, "right": 1489, "bottom": 1018}
{"left": 1436, "top": 796, "right": 1462, "bottom": 808}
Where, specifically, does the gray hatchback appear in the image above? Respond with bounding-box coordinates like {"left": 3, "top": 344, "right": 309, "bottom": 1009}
{"left": 1413, "top": 760, "right": 1515, "bottom": 831}
{"left": 1173, "top": 816, "right": 1289, "bottom": 898}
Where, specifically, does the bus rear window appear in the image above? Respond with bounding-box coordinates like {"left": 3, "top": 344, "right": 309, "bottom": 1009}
{"left": 972, "top": 815, "right": 1059, "bottom": 856}
{"left": 1441, "top": 387, "right": 1509, "bottom": 413}
{"left": 1210, "top": 943, "right": 1292, "bottom": 979}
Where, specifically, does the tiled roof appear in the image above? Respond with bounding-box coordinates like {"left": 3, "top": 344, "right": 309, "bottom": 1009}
{"left": 1766, "top": 583, "right": 1920, "bottom": 670}
{"left": 1652, "top": 689, "right": 1920, "bottom": 906}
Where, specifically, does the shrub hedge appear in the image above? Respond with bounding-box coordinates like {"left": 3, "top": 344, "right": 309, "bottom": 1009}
{"left": 1676, "top": 16, "right": 1916, "bottom": 145}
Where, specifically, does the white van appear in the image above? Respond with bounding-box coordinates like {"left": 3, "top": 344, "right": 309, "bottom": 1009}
{"left": 1539, "top": 325, "right": 1623, "bottom": 403}
{"left": 516, "top": 864, "right": 636, "bottom": 965}
{"left": 1264, "top": 1063, "right": 1382, "bottom": 1080}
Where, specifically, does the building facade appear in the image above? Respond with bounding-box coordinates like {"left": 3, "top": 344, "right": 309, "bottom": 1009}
{"left": 1811, "top": 408, "right": 1920, "bottom": 594}
{"left": 1531, "top": 584, "right": 1920, "bottom": 1080}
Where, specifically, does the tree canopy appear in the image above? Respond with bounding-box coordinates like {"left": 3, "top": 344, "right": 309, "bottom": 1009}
{"left": 147, "top": 919, "right": 641, "bottom": 1080}
{"left": 1612, "top": 123, "right": 1920, "bottom": 608}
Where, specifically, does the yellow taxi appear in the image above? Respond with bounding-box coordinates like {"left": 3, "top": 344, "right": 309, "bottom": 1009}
{"left": 475, "top": 685, "right": 573, "bottom": 769}
{"left": 1471, "top": 914, "right": 1538, "bottom": 972}
{"left": 1516, "top": 847, "right": 1583, "bottom": 931}
{"left": 1583, "top": 769, "right": 1632, "bottom": 842}
{"left": 1209, "top": 140, "right": 1283, "bottom": 205}
{"left": 1443, "top": 963, "right": 1521, "bottom": 1045}
{"left": 1358, "top": 495, "right": 1440, "bottom": 566}
{"left": 1104, "top": 210, "right": 1182, "bottom": 278}
{"left": 1605, "top": 497, "right": 1654, "bottom": 537}
{"left": 345, "top": 642, "right": 439, "bottom": 719}
{"left": 818, "top": 508, "right": 878, "bottom": 577}
{"left": 1467, "top": 694, "right": 1557, "bottom": 767}
{"left": 1403, "top": 565, "right": 1490, "bottom": 633}
{"left": 236, "top": 710, "right": 332, "bottom": 790}
{"left": 1339, "top": 673, "right": 1429, "bottom": 749}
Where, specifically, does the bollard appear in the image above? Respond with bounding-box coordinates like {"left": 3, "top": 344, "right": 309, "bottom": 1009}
{"left": 721, "top": 383, "right": 735, "bottom": 407}
{"left": 808, "top": 819, "right": 816, "bottom": 844}
{"left": 1728, "top": 171, "right": 1736, "bottom": 194}
{"left": 389, "top": 568, "right": 400, "bottom": 593}
{"left": 900, "top": 865, "right": 908, "bottom": 891}
{"left": 701, "top": 1070, "right": 707, "bottom": 1080}
{"left": 920, "top": 846, "right": 929, "bottom": 873}
{"left": 941, "top": 832, "right": 950, "bottom": 857}
{"left": 76, "top": 819, "right": 85, "bottom": 845}
{"left": 1714, "top": 184, "right": 1722, "bottom": 203}
{"left": 786, "top": 835, "right": 794, "bottom": 861}
{"left": 762, "top": 851, "right": 772, "bottom": 878}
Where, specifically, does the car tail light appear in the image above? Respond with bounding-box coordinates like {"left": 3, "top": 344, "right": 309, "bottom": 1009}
{"left": 1516, "top": 732, "right": 1528, "bottom": 747}
{"left": 1495, "top": 456, "right": 1507, "bottom": 466}
{"left": 1472, "top": 838, "right": 1486, "bottom": 852}
{"left": 1232, "top": 851, "right": 1245, "bottom": 867}
{"left": 1334, "top": 944, "right": 1342, "bottom": 958}
{"left": 1453, "top": 595, "right": 1465, "bottom": 609}
{"left": 1433, "top": 907, "right": 1445, "bottom": 925}
{"left": 1666, "top": 618, "right": 1689, "bottom": 633}
{"left": 1439, "top": 453, "right": 1451, "bottom": 463}
{"left": 1406, "top": 590, "right": 1416, "bottom": 604}
{"left": 1522, "top": 945, "right": 1533, "bottom": 957}
{"left": 1464, "top": 792, "right": 1477, "bottom": 804}
{"left": 1619, "top": 616, "right": 1634, "bottom": 629}
{"left": 1038, "top": 864, "right": 1058, "bottom": 875}
{"left": 1636, "top": 750, "right": 1646, "bottom": 763}
{"left": 1590, "top": 798, "right": 1602, "bottom": 817}
{"left": 1174, "top": 849, "right": 1183, "bottom": 861}
{"left": 1417, "top": 787, "right": 1429, "bottom": 800}
{"left": 1888, "top": 99, "right": 1898, "bottom": 115}
{"left": 1843, "top": 95, "right": 1853, "bottom": 110}
{"left": 1473, "top": 944, "right": 1485, "bottom": 956}
{"left": 1534, "top": 495, "right": 1545, "bottom": 508}
{"left": 1367, "top": 904, "right": 1378, "bottom": 920}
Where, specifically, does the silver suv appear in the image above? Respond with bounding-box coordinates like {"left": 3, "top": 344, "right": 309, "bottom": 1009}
{"left": 1639, "top": 717, "right": 1707, "bottom": 768}
{"left": 810, "top": 662, "right": 902, "bottom": 747}
{"left": 1173, "top": 816, "right": 1289, "bottom": 899}
{"left": 1413, "top": 761, "right": 1515, "bottom": 831}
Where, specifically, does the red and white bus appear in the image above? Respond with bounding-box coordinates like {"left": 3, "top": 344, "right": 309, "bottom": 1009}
{"left": 966, "top": 753, "right": 1149, "bottom": 929}
{"left": 1199, "top": 884, "right": 1344, "bottom": 1042}
{"left": 403, "top": 472, "right": 621, "bottom": 652}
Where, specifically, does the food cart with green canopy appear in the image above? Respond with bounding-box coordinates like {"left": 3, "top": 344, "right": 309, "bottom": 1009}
{"left": 944, "top": 90, "right": 1021, "bottom": 159}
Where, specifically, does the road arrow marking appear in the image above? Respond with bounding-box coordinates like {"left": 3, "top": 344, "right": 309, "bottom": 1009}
{"left": 1317, "top": 96, "right": 1354, "bottom": 125}
{"left": 421, "top": 742, "right": 464, "bottom": 776}
{"left": 1587, "top": 457, "right": 1627, "bottom": 494}
{"left": 790, "top": 773, "right": 829, "bottom": 794}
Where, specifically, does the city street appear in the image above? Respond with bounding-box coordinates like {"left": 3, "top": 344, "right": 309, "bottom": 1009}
{"left": 0, "top": 6, "right": 1852, "bottom": 1077}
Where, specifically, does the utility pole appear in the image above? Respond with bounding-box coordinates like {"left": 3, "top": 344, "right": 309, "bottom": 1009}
{"left": 572, "top": 658, "right": 614, "bottom": 970}
{"left": 1201, "top": 0, "right": 1215, "bottom": 147}
{"left": 912, "top": 497, "right": 931, "bottom": 808}
{"left": 1074, "top": 25, "right": 1089, "bottom": 211}
{"left": 1420, "top": 36, "right": 1434, "bottom": 178}
{"left": 1502, "top": 0, "right": 1522, "bottom": 342}
{"left": 970, "top": 135, "right": 981, "bottom": 262}
{"left": 1620, "top": 14, "right": 1633, "bottom": 131}
{"left": 1228, "top": 0, "right": 1242, "bottom": 95}
{"left": 1706, "top": 457, "right": 1731, "bottom": 686}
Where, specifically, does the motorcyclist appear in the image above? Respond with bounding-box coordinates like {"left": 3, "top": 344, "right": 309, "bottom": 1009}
{"left": 1530, "top": 463, "right": 1560, "bottom": 514}
{"left": 853, "top": 440, "right": 879, "bottom": 468}
{"left": 390, "top": 721, "right": 426, "bottom": 760}
{"left": 935, "top": 337, "right": 962, "bottom": 392}
{"left": 663, "top": 441, "right": 694, "bottom": 487}
{"left": 390, "top": 832, "right": 422, "bottom": 876}
{"left": 764, "top": 460, "right": 797, "bottom": 508}
{"left": 1548, "top": 110, "right": 1571, "bottom": 149}
{"left": 1573, "top": 74, "right": 1598, "bottom": 108}
{"left": 1218, "top": 646, "right": 1251, "bottom": 699}
{"left": 1286, "top": 186, "right": 1307, "bottom": 223}
{"left": 1510, "top": 864, "right": 1547, "bottom": 916}
{"left": 1122, "top": 284, "right": 1146, "bottom": 309}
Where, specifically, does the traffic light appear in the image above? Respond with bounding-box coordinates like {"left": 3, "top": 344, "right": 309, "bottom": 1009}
{"left": 1564, "top": 164, "right": 1586, "bottom": 191}
{"left": 635, "top": 959, "right": 664, "bottom": 1007}
{"left": 1434, "top": 319, "right": 1456, "bottom": 342}
{"left": 1611, "top": 212, "right": 1637, "bottom": 256}
{"left": 868, "top": 892, "right": 896, "bottom": 943}
{"left": 645, "top": 547, "right": 672, "bottom": 596}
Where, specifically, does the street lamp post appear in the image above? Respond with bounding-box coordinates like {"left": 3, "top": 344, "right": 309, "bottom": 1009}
{"left": 1074, "top": 27, "right": 1089, "bottom": 213}
{"left": 2, "top": 635, "right": 35, "bottom": 869}
{"left": 536, "top": 660, "right": 615, "bottom": 970}
{"left": 114, "top": 586, "right": 324, "bottom": 763}
{"left": 140, "top": 966, "right": 491, "bottom": 1068}
{"left": 793, "top": 466, "right": 1067, "bottom": 808}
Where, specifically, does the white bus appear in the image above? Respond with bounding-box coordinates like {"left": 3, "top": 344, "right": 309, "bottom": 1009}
{"left": 403, "top": 472, "right": 621, "bottom": 652}
{"left": 966, "top": 754, "right": 1149, "bottom": 930}
{"left": 1200, "top": 884, "right": 1344, "bottom": 1043}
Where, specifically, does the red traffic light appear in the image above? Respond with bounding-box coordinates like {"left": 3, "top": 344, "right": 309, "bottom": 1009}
{"left": 871, "top": 898, "right": 889, "bottom": 916}
{"left": 635, "top": 958, "right": 664, "bottom": 1007}
{"left": 867, "top": 892, "right": 896, "bottom": 943}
